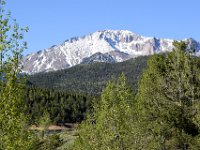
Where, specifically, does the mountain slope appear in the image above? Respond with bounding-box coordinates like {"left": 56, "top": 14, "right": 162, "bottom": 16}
{"left": 22, "top": 30, "right": 200, "bottom": 74}
{"left": 28, "top": 56, "right": 149, "bottom": 94}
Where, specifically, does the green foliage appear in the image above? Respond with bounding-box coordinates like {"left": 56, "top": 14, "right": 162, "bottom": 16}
{"left": 135, "top": 41, "right": 200, "bottom": 149}
{"left": 38, "top": 111, "right": 51, "bottom": 139}
{"left": 74, "top": 74, "right": 135, "bottom": 150}
{"left": 38, "top": 112, "right": 51, "bottom": 129}
{"left": 35, "top": 134, "right": 63, "bottom": 150}
{"left": 26, "top": 87, "right": 95, "bottom": 124}
{"left": 0, "top": 1, "right": 35, "bottom": 149}
{"left": 26, "top": 56, "right": 148, "bottom": 126}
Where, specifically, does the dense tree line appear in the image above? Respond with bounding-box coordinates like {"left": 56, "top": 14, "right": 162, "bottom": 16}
{"left": 74, "top": 74, "right": 136, "bottom": 149}
{"left": 26, "top": 87, "right": 96, "bottom": 124}
{"left": 28, "top": 56, "right": 148, "bottom": 94}
{"left": 25, "top": 56, "right": 148, "bottom": 126}
{"left": 25, "top": 55, "right": 148, "bottom": 125}
{"left": 134, "top": 41, "right": 200, "bottom": 149}
{"left": 74, "top": 42, "right": 200, "bottom": 150}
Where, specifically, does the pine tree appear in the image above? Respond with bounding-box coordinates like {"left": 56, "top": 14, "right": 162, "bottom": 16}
{"left": 74, "top": 74, "right": 135, "bottom": 150}
{"left": 0, "top": 1, "right": 36, "bottom": 149}
{"left": 135, "top": 41, "right": 200, "bottom": 149}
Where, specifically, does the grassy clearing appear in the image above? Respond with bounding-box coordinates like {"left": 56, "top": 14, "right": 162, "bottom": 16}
{"left": 31, "top": 124, "right": 78, "bottom": 149}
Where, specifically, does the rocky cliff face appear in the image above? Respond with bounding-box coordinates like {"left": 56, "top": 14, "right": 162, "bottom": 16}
{"left": 21, "top": 30, "right": 200, "bottom": 74}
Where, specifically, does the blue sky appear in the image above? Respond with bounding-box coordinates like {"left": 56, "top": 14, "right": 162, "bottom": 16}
{"left": 6, "top": 0, "right": 200, "bottom": 55}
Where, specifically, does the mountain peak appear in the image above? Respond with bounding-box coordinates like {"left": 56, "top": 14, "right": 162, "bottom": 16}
{"left": 22, "top": 30, "right": 200, "bottom": 74}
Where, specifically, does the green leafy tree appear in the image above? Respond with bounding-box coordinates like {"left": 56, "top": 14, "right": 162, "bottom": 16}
{"left": 74, "top": 74, "right": 135, "bottom": 150}
{"left": 0, "top": 1, "right": 35, "bottom": 149}
{"left": 37, "top": 134, "right": 63, "bottom": 150}
{"left": 135, "top": 41, "right": 200, "bottom": 149}
{"left": 38, "top": 111, "right": 51, "bottom": 139}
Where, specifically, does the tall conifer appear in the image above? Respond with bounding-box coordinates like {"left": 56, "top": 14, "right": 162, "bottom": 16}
{"left": 135, "top": 41, "right": 200, "bottom": 149}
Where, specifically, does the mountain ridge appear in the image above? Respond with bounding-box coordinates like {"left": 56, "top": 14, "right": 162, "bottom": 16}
{"left": 22, "top": 30, "right": 200, "bottom": 74}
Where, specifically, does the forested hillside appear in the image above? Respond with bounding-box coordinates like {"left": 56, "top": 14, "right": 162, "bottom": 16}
{"left": 28, "top": 56, "right": 148, "bottom": 94}
{"left": 25, "top": 56, "right": 148, "bottom": 124}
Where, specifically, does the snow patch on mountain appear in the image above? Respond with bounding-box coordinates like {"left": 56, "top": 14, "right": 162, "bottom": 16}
{"left": 21, "top": 30, "right": 200, "bottom": 74}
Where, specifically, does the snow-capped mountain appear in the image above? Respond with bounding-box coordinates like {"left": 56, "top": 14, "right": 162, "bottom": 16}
{"left": 21, "top": 30, "right": 200, "bottom": 74}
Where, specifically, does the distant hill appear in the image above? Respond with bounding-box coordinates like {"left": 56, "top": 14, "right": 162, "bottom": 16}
{"left": 28, "top": 56, "right": 149, "bottom": 94}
